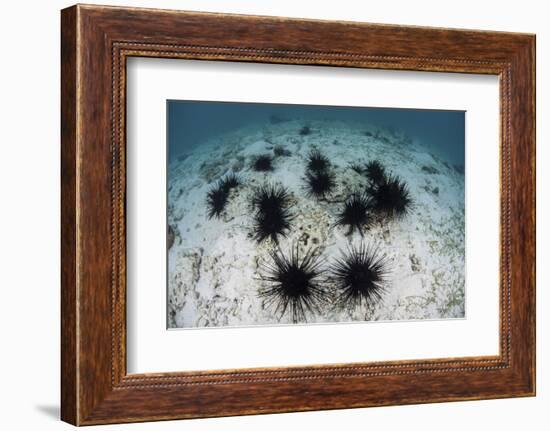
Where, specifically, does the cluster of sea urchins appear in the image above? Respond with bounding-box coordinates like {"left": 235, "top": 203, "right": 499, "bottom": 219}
{"left": 304, "top": 149, "right": 336, "bottom": 200}
{"left": 336, "top": 159, "right": 412, "bottom": 235}
{"left": 363, "top": 160, "right": 412, "bottom": 219}
{"left": 202, "top": 138, "right": 412, "bottom": 323}
{"left": 258, "top": 242, "right": 389, "bottom": 323}
{"left": 255, "top": 154, "right": 411, "bottom": 322}
{"left": 250, "top": 183, "right": 294, "bottom": 244}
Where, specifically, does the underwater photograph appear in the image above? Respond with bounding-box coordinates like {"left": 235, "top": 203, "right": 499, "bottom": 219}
{"left": 167, "top": 100, "right": 465, "bottom": 329}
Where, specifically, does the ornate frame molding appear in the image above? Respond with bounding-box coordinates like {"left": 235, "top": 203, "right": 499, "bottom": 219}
{"left": 61, "top": 5, "right": 535, "bottom": 425}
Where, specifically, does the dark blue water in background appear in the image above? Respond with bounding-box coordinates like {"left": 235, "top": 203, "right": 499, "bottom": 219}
{"left": 168, "top": 100, "right": 465, "bottom": 165}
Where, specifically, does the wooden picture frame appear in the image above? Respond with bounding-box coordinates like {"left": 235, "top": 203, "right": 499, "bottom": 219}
{"left": 61, "top": 4, "right": 536, "bottom": 425}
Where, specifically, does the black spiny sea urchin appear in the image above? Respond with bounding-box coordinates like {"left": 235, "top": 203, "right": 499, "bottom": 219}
{"left": 258, "top": 243, "right": 329, "bottom": 323}
{"left": 365, "top": 160, "right": 386, "bottom": 186}
{"left": 299, "top": 125, "right": 311, "bottom": 136}
{"left": 206, "top": 184, "right": 228, "bottom": 219}
{"left": 205, "top": 173, "right": 241, "bottom": 219}
{"left": 253, "top": 154, "right": 274, "bottom": 172}
{"left": 219, "top": 172, "right": 241, "bottom": 193}
{"left": 251, "top": 184, "right": 294, "bottom": 243}
{"left": 307, "top": 149, "right": 330, "bottom": 173}
{"left": 329, "top": 243, "right": 389, "bottom": 311}
{"left": 305, "top": 170, "right": 336, "bottom": 199}
{"left": 336, "top": 192, "right": 372, "bottom": 236}
{"left": 369, "top": 174, "right": 412, "bottom": 219}
{"left": 273, "top": 145, "right": 291, "bottom": 157}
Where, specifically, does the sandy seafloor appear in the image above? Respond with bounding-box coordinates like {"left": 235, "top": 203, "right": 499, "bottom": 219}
{"left": 167, "top": 120, "right": 465, "bottom": 328}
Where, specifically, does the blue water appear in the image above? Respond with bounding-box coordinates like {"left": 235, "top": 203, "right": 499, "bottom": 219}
{"left": 168, "top": 100, "right": 465, "bottom": 165}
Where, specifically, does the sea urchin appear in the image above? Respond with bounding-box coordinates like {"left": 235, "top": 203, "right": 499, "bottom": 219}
{"left": 273, "top": 145, "right": 291, "bottom": 157}
{"left": 329, "top": 242, "right": 389, "bottom": 311}
{"left": 365, "top": 160, "right": 386, "bottom": 186}
{"left": 258, "top": 244, "right": 328, "bottom": 323}
{"left": 369, "top": 174, "right": 412, "bottom": 219}
{"left": 307, "top": 149, "right": 330, "bottom": 173}
{"left": 336, "top": 192, "right": 372, "bottom": 236}
{"left": 305, "top": 170, "right": 336, "bottom": 199}
{"left": 206, "top": 184, "right": 228, "bottom": 219}
{"left": 250, "top": 183, "right": 294, "bottom": 243}
{"left": 205, "top": 173, "right": 241, "bottom": 219}
{"left": 299, "top": 125, "right": 311, "bottom": 136}
{"left": 219, "top": 172, "right": 241, "bottom": 193}
{"left": 253, "top": 154, "right": 274, "bottom": 172}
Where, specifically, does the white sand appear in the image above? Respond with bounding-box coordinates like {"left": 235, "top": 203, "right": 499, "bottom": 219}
{"left": 167, "top": 120, "right": 465, "bottom": 328}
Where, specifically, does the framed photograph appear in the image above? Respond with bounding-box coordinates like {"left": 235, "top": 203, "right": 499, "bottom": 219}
{"left": 61, "top": 4, "right": 535, "bottom": 425}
